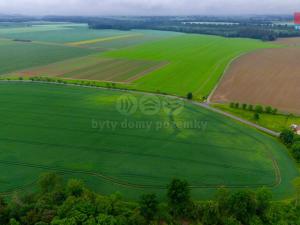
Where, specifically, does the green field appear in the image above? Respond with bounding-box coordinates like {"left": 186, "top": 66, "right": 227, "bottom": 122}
{"left": 0, "top": 23, "right": 180, "bottom": 47}
{"left": 80, "top": 30, "right": 183, "bottom": 50}
{"left": 0, "top": 23, "right": 276, "bottom": 98}
{"left": 0, "top": 39, "right": 95, "bottom": 75}
{"left": 4, "top": 26, "right": 276, "bottom": 95}
{"left": 105, "top": 35, "right": 277, "bottom": 98}
{"left": 0, "top": 82, "right": 297, "bottom": 200}
{"left": 1, "top": 23, "right": 297, "bottom": 201}
{"left": 0, "top": 26, "right": 132, "bottom": 43}
{"left": 0, "top": 23, "right": 182, "bottom": 81}
{"left": 214, "top": 104, "right": 300, "bottom": 132}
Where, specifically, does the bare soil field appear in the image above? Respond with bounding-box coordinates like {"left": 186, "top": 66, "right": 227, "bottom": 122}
{"left": 211, "top": 47, "right": 300, "bottom": 115}
{"left": 274, "top": 37, "right": 300, "bottom": 47}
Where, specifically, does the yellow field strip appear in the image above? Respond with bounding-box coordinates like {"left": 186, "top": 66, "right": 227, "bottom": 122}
{"left": 32, "top": 40, "right": 74, "bottom": 47}
{"left": 67, "top": 33, "right": 144, "bottom": 46}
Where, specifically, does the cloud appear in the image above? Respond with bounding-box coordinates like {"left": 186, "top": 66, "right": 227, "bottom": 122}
{"left": 0, "top": 0, "right": 299, "bottom": 16}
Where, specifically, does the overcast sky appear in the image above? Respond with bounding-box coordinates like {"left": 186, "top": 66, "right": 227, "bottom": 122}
{"left": 0, "top": 0, "right": 299, "bottom": 16}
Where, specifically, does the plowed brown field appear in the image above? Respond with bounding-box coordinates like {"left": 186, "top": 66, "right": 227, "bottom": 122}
{"left": 274, "top": 37, "right": 300, "bottom": 47}
{"left": 211, "top": 47, "right": 300, "bottom": 114}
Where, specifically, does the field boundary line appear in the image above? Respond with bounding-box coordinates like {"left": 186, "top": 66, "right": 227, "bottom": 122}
{"left": 67, "top": 33, "right": 144, "bottom": 46}
{"left": 124, "top": 61, "right": 170, "bottom": 83}
{"left": 207, "top": 52, "right": 247, "bottom": 103}
{"left": 194, "top": 53, "right": 236, "bottom": 97}
{"left": 206, "top": 46, "right": 277, "bottom": 104}
{"left": 32, "top": 40, "right": 91, "bottom": 49}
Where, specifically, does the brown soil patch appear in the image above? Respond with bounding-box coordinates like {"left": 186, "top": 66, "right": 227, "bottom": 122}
{"left": 211, "top": 47, "right": 300, "bottom": 114}
{"left": 274, "top": 37, "right": 300, "bottom": 47}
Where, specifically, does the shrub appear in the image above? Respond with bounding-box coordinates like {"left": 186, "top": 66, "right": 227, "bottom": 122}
{"left": 292, "top": 143, "right": 300, "bottom": 161}
{"left": 227, "top": 190, "right": 257, "bottom": 225}
{"left": 38, "top": 172, "right": 62, "bottom": 193}
{"left": 253, "top": 113, "right": 260, "bottom": 121}
{"left": 255, "top": 105, "right": 263, "bottom": 113}
{"left": 230, "top": 102, "right": 235, "bottom": 108}
{"left": 67, "top": 179, "right": 85, "bottom": 197}
{"left": 9, "top": 219, "right": 20, "bottom": 225}
{"left": 139, "top": 194, "right": 158, "bottom": 222}
{"left": 248, "top": 105, "right": 254, "bottom": 111}
{"left": 242, "top": 103, "right": 247, "bottom": 110}
{"left": 279, "top": 129, "right": 295, "bottom": 146}
{"left": 187, "top": 92, "right": 193, "bottom": 100}
{"left": 167, "top": 179, "right": 191, "bottom": 218}
{"left": 265, "top": 106, "right": 273, "bottom": 114}
{"left": 272, "top": 108, "right": 278, "bottom": 115}
{"left": 234, "top": 103, "right": 239, "bottom": 108}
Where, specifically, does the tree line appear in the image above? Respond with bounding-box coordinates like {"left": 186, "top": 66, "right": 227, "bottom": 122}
{"left": 280, "top": 129, "right": 300, "bottom": 162}
{"left": 229, "top": 102, "right": 278, "bottom": 121}
{"left": 86, "top": 17, "right": 300, "bottom": 41}
{"left": 2, "top": 15, "right": 298, "bottom": 42}
{"left": 0, "top": 173, "right": 300, "bottom": 225}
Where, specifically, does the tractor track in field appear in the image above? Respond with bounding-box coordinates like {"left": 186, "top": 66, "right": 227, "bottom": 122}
{"left": 0, "top": 80, "right": 283, "bottom": 194}
{"left": 0, "top": 159, "right": 280, "bottom": 196}
{"left": 0, "top": 137, "right": 270, "bottom": 175}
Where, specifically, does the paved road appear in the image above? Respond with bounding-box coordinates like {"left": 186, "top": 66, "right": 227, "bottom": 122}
{"left": 1, "top": 80, "right": 280, "bottom": 137}
{"left": 196, "top": 102, "right": 280, "bottom": 137}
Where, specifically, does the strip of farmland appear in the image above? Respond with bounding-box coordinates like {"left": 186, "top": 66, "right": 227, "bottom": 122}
{"left": 211, "top": 47, "right": 300, "bottom": 114}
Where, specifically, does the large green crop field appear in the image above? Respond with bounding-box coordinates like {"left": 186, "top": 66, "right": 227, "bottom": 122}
{"left": 0, "top": 39, "right": 95, "bottom": 75}
{"left": 105, "top": 35, "right": 277, "bottom": 98}
{"left": 0, "top": 22, "right": 181, "bottom": 79}
{"left": 0, "top": 26, "right": 132, "bottom": 43}
{"left": 1, "top": 23, "right": 296, "bottom": 201}
{"left": 0, "top": 82, "right": 297, "bottom": 200}
{"left": 4, "top": 25, "right": 276, "bottom": 99}
{"left": 0, "top": 23, "right": 179, "bottom": 46}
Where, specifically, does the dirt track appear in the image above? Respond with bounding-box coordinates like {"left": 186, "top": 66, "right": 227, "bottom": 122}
{"left": 274, "top": 37, "right": 300, "bottom": 47}
{"left": 211, "top": 47, "right": 300, "bottom": 115}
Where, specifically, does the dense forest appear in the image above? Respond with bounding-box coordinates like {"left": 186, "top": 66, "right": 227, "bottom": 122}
{"left": 0, "top": 173, "right": 300, "bottom": 225}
